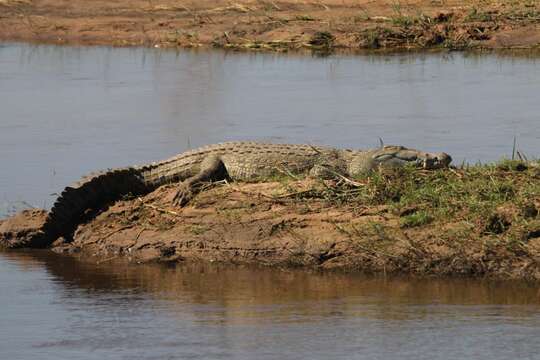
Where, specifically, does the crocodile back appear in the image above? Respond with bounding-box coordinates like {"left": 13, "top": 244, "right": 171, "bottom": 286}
{"left": 138, "top": 142, "right": 332, "bottom": 182}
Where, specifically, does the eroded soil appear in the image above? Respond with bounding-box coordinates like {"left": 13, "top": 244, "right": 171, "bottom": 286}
{"left": 2, "top": 170, "right": 539, "bottom": 280}
{"left": 1, "top": 0, "right": 539, "bottom": 51}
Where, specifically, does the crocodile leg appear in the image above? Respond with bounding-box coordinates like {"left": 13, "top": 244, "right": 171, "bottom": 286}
{"left": 172, "top": 155, "right": 228, "bottom": 206}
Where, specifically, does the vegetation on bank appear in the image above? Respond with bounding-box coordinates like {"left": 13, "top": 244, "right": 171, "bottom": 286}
{"left": 352, "top": 3, "right": 540, "bottom": 51}
{"left": 291, "top": 160, "right": 539, "bottom": 233}
{"left": 169, "top": 1, "right": 540, "bottom": 51}
{"left": 296, "top": 161, "right": 536, "bottom": 227}
{"left": 259, "top": 159, "right": 540, "bottom": 278}
{"left": 1, "top": 0, "right": 540, "bottom": 52}
{"left": 1, "top": 159, "right": 539, "bottom": 279}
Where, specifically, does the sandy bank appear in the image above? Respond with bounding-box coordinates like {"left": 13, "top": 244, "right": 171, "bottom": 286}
{"left": 1, "top": 0, "right": 540, "bottom": 51}
{"left": 2, "top": 163, "right": 539, "bottom": 280}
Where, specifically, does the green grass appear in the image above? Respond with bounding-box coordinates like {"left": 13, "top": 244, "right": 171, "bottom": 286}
{"left": 287, "top": 160, "right": 539, "bottom": 232}
{"left": 400, "top": 210, "right": 433, "bottom": 228}
{"left": 189, "top": 224, "right": 209, "bottom": 235}
{"left": 391, "top": 13, "right": 432, "bottom": 28}
{"left": 464, "top": 7, "right": 496, "bottom": 22}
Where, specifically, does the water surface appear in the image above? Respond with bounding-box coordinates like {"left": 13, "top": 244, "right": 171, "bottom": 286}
{"left": 1, "top": 44, "right": 539, "bottom": 215}
{"left": 1, "top": 44, "right": 540, "bottom": 359}
{"left": 1, "top": 251, "right": 539, "bottom": 360}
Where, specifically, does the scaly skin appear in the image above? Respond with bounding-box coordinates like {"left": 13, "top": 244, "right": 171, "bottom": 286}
{"left": 26, "top": 142, "right": 452, "bottom": 248}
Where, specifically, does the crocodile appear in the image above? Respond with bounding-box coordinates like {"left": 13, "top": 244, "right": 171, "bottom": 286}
{"left": 12, "top": 141, "right": 452, "bottom": 248}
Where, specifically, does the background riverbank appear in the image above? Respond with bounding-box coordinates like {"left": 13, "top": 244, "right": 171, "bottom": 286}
{"left": 1, "top": 0, "right": 540, "bottom": 51}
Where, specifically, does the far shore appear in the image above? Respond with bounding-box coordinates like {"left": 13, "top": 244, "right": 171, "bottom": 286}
{"left": 1, "top": 0, "right": 540, "bottom": 52}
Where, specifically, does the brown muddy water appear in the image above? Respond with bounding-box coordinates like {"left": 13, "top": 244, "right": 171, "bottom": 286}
{"left": 1, "top": 43, "right": 540, "bottom": 359}
{"left": 1, "top": 251, "right": 540, "bottom": 360}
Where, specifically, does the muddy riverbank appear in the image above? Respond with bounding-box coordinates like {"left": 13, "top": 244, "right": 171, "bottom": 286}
{"left": 2, "top": 163, "right": 539, "bottom": 280}
{"left": 1, "top": 0, "right": 540, "bottom": 51}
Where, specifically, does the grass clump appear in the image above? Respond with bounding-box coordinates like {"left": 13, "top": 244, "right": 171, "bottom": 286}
{"left": 309, "top": 31, "right": 334, "bottom": 48}
{"left": 391, "top": 13, "right": 433, "bottom": 28}
{"left": 357, "top": 23, "right": 452, "bottom": 49}
{"left": 464, "top": 7, "right": 496, "bottom": 22}
{"left": 400, "top": 210, "right": 433, "bottom": 228}
{"left": 297, "top": 161, "right": 539, "bottom": 234}
{"left": 189, "top": 224, "right": 209, "bottom": 235}
{"left": 505, "top": 8, "right": 540, "bottom": 22}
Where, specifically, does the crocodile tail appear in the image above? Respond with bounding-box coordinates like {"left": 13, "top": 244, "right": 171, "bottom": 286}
{"left": 40, "top": 167, "right": 148, "bottom": 246}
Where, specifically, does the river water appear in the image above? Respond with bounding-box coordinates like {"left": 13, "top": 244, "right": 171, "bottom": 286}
{"left": 1, "top": 44, "right": 540, "bottom": 359}
{"left": 1, "top": 44, "right": 540, "bottom": 215}
{"left": 1, "top": 251, "right": 539, "bottom": 360}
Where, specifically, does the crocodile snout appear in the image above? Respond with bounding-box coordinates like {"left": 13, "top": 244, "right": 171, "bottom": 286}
{"left": 424, "top": 152, "right": 452, "bottom": 169}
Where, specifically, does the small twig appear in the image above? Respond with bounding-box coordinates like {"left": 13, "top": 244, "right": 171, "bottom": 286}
{"left": 517, "top": 151, "right": 528, "bottom": 162}
{"left": 273, "top": 166, "right": 299, "bottom": 180}
{"left": 97, "top": 256, "right": 118, "bottom": 264}
{"left": 322, "top": 167, "right": 365, "bottom": 187}
{"left": 371, "top": 16, "right": 391, "bottom": 21}
{"left": 268, "top": 1, "right": 281, "bottom": 10}
{"left": 21, "top": 201, "right": 36, "bottom": 209}
{"left": 188, "top": 247, "right": 279, "bottom": 253}
{"left": 135, "top": 227, "right": 147, "bottom": 241}
{"left": 200, "top": 179, "right": 227, "bottom": 192}
{"left": 125, "top": 227, "right": 149, "bottom": 251}
{"left": 209, "top": 3, "right": 252, "bottom": 13}
{"left": 307, "top": 144, "right": 322, "bottom": 154}
{"left": 223, "top": 180, "right": 281, "bottom": 201}
{"left": 258, "top": 0, "right": 281, "bottom": 10}
{"left": 512, "top": 136, "right": 517, "bottom": 160}
{"left": 448, "top": 167, "right": 463, "bottom": 178}
{"left": 137, "top": 197, "right": 181, "bottom": 216}
{"left": 314, "top": 1, "right": 330, "bottom": 11}
{"left": 178, "top": 4, "right": 192, "bottom": 13}
{"left": 103, "top": 225, "right": 135, "bottom": 240}
{"left": 274, "top": 189, "right": 315, "bottom": 199}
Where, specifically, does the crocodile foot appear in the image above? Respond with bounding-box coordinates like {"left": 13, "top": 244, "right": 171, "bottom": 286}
{"left": 172, "top": 184, "right": 194, "bottom": 207}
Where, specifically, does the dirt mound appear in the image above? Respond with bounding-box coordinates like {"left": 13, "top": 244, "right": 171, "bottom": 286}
{"left": 2, "top": 165, "right": 539, "bottom": 280}
{"left": 57, "top": 181, "right": 363, "bottom": 267}
{"left": 51, "top": 175, "right": 540, "bottom": 280}
{"left": 0, "top": 209, "right": 48, "bottom": 249}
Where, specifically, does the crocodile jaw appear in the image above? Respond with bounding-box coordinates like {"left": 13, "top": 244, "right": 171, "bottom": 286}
{"left": 372, "top": 146, "right": 452, "bottom": 170}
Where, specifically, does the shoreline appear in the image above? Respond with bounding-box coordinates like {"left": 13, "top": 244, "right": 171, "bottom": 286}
{"left": 2, "top": 162, "right": 539, "bottom": 280}
{"left": 1, "top": 1, "right": 539, "bottom": 52}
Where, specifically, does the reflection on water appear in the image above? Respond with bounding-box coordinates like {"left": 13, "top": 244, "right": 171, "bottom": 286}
{"left": 0, "top": 251, "right": 539, "bottom": 360}
{"left": 1, "top": 44, "right": 540, "bottom": 216}
{"left": 1, "top": 43, "right": 540, "bottom": 359}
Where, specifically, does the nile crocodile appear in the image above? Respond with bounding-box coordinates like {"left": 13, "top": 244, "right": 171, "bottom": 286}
{"left": 19, "top": 142, "right": 452, "bottom": 248}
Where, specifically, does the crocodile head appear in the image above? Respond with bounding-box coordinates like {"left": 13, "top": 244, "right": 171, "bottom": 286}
{"left": 371, "top": 145, "right": 452, "bottom": 170}
{"left": 348, "top": 145, "right": 452, "bottom": 175}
